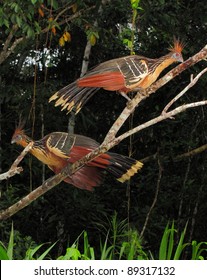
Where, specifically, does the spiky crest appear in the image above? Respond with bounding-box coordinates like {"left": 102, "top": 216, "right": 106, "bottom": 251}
{"left": 168, "top": 37, "right": 185, "bottom": 54}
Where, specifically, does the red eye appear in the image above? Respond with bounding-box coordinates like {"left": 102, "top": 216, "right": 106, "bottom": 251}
{"left": 172, "top": 52, "right": 183, "bottom": 62}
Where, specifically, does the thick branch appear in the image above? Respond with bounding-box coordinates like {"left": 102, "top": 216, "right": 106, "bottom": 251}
{"left": 104, "top": 44, "right": 207, "bottom": 143}
{"left": 0, "top": 171, "right": 67, "bottom": 220}
{"left": 0, "top": 25, "right": 24, "bottom": 65}
{"left": 0, "top": 43, "right": 207, "bottom": 219}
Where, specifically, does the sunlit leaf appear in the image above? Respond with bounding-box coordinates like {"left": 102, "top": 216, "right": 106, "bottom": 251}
{"left": 90, "top": 34, "right": 96, "bottom": 46}
{"left": 63, "top": 31, "right": 71, "bottom": 42}
{"left": 59, "top": 36, "right": 65, "bottom": 47}
{"left": 38, "top": 8, "right": 44, "bottom": 18}
{"left": 72, "top": 3, "right": 78, "bottom": 13}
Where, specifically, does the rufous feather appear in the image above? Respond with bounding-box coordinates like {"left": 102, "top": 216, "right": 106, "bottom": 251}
{"left": 168, "top": 37, "right": 185, "bottom": 53}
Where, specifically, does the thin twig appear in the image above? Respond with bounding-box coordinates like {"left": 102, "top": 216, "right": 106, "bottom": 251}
{"left": 162, "top": 67, "right": 207, "bottom": 114}
{"left": 0, "top": 142, "right": 33, "bottom": 181}
{"left": 117, "top": 100, "right": 207, "bottom": 142}
{"left": 140, "top": 154, "right": 162, "bottom": 239}
{"left": 1, "top": 44, "right": 207, "bottom": 219}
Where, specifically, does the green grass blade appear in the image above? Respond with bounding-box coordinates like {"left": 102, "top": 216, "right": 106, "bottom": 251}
{"left": 0, "top": 244, "right": 9, "bottom": 260}
{"left": 89, "top": 247, "right": 95, "bottom": 260}
{"left": 25, "top": 243, "right": 46, "bottom": 260}
{"left": 173, "top": 223, "right": 188, "bottom": 260}
{"left": 167, "top": 221, "right": 175, "bottom": 260}
{"left": 7, "top": 223, "right": 14, "bottom": 260}
{"left": 100, "top": 233, "right": 114, "bottom": 260}
{"left": 37, "top": 241, "right": 57, "bottom": 260}
{"left": 159, "top": 223, "right": 169, "bottom": 260}
{"left": 191, "top": 241, "right": 207, "bottom": 260}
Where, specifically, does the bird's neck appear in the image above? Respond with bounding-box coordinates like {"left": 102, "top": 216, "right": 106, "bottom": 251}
{"left": 152, "top": 53, "right": 176, "bottom": 79}
{"left": 18, "top": 135, "right": 49, "bottom": 164}
{"left": 18, "top": 135, "right": 32, "bottom": 148}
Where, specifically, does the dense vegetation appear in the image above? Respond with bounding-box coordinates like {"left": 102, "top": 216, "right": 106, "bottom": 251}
{"left": 0, "top": 0, "right": 207, "bottom": 259}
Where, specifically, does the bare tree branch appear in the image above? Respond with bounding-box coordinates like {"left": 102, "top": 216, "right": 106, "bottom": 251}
{"left": 0, "top": 25, "right": 24, "bottom": 65}
{"left": 0, "top": 171, "right": 67, "bottom": 220}
{"left": 162, "top": 67, "right": 207, "bottom": 114}
{"left": 0, "top": 142, "right": 33, "bottom": 181}
{"left": 0, "top": 43, "right": 207, "bottom": 220}
{"left": 104, "top": 44, "right": 207, "bottom": 143}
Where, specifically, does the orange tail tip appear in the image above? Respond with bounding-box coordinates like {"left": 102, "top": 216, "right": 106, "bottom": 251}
{"left": 117, "top": 161, "right": 143, "bottom": 183}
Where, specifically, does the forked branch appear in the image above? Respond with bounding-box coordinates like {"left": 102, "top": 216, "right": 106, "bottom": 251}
{"left": 0, "top": 142, "right": 34, "bottom": 181}
{"left": 0, "top": 43, "right": 207, "bottom": 220}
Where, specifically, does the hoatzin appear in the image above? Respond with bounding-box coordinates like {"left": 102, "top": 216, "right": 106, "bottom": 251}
{"left": 49, "top": 38, "right": 184, "bottom": 114}
{"left": 11, "top": 127, "right": 143, "bottom": 191}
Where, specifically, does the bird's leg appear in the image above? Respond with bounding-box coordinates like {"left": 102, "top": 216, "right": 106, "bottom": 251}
{"left": 119, "top": 91, "right": 131, "bottom": 101}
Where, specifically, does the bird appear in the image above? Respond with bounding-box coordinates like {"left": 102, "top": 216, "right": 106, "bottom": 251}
{"left": 49, "top": 38, "right": 184, "bottom": 114}
{"left": 11, "top": 126, "right": 143, "bottom": 191}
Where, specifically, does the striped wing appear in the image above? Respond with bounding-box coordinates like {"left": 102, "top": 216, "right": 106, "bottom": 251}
{"left": 78, "top": 55, "right": 149, "bottom": 90}
{"left": 46, "top": 132, "right": 76, "bottom": 158}
{"left": 46, "top": 132, "right": 100, "bottom": 159}
{"left": 115, "top": 56, "right": 149, "bottom": 88}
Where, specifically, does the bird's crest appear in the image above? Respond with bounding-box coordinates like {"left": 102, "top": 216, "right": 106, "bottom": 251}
{"left": 13, "top": 126, "right": 25, "bottom": 137}
{"left": 168, "top": 38, "right": 185, "bottom": 54}
{"left": 11, "top": 118, "right": 29, "bottom": 144}
{"left": 13, "top": 119, "right": 26, "bottom": 137}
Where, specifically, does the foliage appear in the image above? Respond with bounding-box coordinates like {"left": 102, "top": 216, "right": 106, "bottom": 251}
{"left": 0, "top": 223, "right": 56, "bottom": 260}
{"left": 1, "top": 221, "right": 207, "bottom": 260}
{"left": 1, "top": 0, "right": 207, "bottom": 260}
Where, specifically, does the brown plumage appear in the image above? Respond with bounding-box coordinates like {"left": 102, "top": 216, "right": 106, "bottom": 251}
{"left": 11, "top": 127, "right": 143, "bottom": 191}
{"left": 49, "top": 38, "right": 184, "bottom": 114}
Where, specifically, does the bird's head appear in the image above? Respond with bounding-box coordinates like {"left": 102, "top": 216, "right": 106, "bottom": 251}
{"left": 11, "top": 125, "right": 28, "bottom": 147}
{"left": 168, "top": 38, "right": 185, "bottom": 63}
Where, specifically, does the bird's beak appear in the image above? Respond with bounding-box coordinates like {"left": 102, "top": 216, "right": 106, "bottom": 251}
{"left": 178, "top": 54, "right": 184, "bottom": 63}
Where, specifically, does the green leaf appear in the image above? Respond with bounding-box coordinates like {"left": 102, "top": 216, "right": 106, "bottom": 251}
{"left": 25, "top": 244, "right": 45, "bottom": 260}
{"left": 159, "top": 223, "right": 169, "bottom": 260}
{"left": 167, "top": 221, "right": 175, "bottom": 260}
{"left": 31, "top": 0, "right": 38, "bottom": 5}
{"left": 16, "top": 15, "right": 22, "bottom": 27}
{"left": 37, "top": 241, "right": 57, "bottom": 260}
{"left": 65, "top": 248, "right": 81, "bottom": 260}
{"left": 25, "top": 241, "right": 57, "bottom": 260}
{"left": 7, "top": 223, "right": 14, "bottom": 260}
{"left": 0, "top": 244, "right": 9, "bottom": 260}
{"left": 173, "top": 223, "right": 188, "bottom": 260}
{"left": 49, "top": 0, "right": 59, "bottom": 10}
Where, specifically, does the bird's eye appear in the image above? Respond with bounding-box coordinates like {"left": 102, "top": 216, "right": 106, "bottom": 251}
{"left": 16, "top": 135, "right": 22, "bottom": 141}
{"left": 12, "top": 134, "right": 22, "bottom": 143}
{"left": 172, "top": 52, "right": 183, "bottom": 62}
{"left": 173, "top": 53, "right": 179, "bottom": 58}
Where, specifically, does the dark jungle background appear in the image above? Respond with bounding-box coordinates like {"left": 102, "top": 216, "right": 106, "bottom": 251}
{"left": 0, "top": 0, "right": 207, "bottom": 259}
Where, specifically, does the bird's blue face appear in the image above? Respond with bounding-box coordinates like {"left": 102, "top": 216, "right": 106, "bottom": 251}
{"left": 172, "top": 52, "right": 184, "bottom": 63}
{"left": 11, "top": 133, "right": 23, "bottom": 144}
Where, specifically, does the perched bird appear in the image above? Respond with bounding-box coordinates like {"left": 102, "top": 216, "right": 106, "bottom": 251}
{"left": 49, "top": 38, "right": 184, "bottom": 114}
{"left": 11, "top": 127, "right": 143, "bottom": 191}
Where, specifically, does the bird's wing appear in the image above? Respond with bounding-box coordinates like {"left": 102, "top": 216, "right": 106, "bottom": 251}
{"left": 116, "top": 56, "right": 149, "bottom": 88}
{"left": 78, "top": 55, "right": 149, "bottom": 90}
{"left": 46, "top": 132, "right": 76, "bottom": 158}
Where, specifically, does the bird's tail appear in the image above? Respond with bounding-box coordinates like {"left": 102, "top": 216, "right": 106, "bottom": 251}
{"left": 91, "top": 152, "right": 143, "bottom": 183}
{"left": 49, "top": 81, "right": 99, "bottom": 114}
